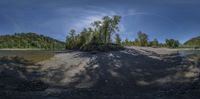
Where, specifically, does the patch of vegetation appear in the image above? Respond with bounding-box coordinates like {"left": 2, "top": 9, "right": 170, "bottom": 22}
{"left": 66, "top": 16, "right": 124, "bottom": 51}
{"left": 184, "top": 36, "right": 200, "bottom": 48}
{"left": 0, "top": 33, "right": 65, "bottom": 50}
{"left": 164, "top": 39, "right": 180, "bottom": 48}
{"left": 121, "top": 31, "right": 180, "bottom": 48}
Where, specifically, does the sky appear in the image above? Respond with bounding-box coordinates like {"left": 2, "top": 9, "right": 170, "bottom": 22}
{"left": 0, "top": 0, "right": 200, "bottom": 43}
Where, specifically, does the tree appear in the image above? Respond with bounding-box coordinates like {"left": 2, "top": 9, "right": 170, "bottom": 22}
{"left": 0, "top": 33, "right": 65, "bottom": 50}
{"left": 79, "top": 28, "right": 88, "bottom": 45}
{"left": 115, "top": 34, "right": 121, "bottom": 45}
{"left": 184, "top": 36, "right": 200, "bottom": 48}
{"left": 92, "top": 21, "right": 102, "bottom": 32}
{"left": 69, "top": 29, "right": 76, "bottom": 38}
{"left": 134, "top": 38, "right": 140, "bottom": 46}
{"left": 137, "top": 31, "right": 148, "bottom": 46}
{"left": 125, "top": 38, "right": 129, "bottom": 45}
{"left": 165, "top": 39, "right": 180, "bottom": 48}
{"left": 151, "top": 38, "right": 159, "bottom": 47}
{"left": 66, "top": 29, "right": 82, "bottom": 49}
{"left": 65, "top": 16, "right": 122, "bottom": 51}
{"left": 91, "top": 21, "right": 102, "bottom": 43}
{"left": 101, "top": 16, "right": 121, "bottom": 44}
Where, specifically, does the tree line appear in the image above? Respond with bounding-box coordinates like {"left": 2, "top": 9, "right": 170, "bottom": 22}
{"left": 1, "top": 15, "right": 198, "bottom": 50}
{"left": 121, "top": 31, "right": 180, "bottom": 48}
{"left": 184, "top": 36, "right": 200, "bottom": 48}
{"left": 65, "top": 15, "right": 182, "bottom": 50}
{"left": 0, "top": 33, "right": 65, "bottom": 50}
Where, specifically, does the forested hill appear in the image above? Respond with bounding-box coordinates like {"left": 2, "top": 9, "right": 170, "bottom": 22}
{"left": 0, "top": 33, "right": 65, "bottom": 50}
{"left": 184, "top": 36, "right": 200, "bottom": 47}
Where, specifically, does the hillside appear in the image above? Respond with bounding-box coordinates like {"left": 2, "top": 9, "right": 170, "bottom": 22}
{"left": 184, "top": 36, "right": 200, "bottom": 47}
{"left": 0, "top": 33, "right": 65, "bottom": 50}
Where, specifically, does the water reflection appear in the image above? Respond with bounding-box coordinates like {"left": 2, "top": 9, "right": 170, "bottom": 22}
{"left": 179, "top": 50, "right": 200, "bottom": 56}
{"left": 178, "top": 50, "right": 200, "bottom": 66}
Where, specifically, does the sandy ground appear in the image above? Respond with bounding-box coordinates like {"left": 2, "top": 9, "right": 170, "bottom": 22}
{"left": 0, "top": 47, "right": 200, "bottom": 99}
{"left": 126, "top": 46, "right": 179, "bottom": 55}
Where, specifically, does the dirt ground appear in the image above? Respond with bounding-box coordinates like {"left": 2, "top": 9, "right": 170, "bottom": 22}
{"left": 0, "top": 47, "right": 199, "bottom": 99}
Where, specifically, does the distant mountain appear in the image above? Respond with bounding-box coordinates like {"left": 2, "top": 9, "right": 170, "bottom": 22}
{"left": 184, "top": 36, "right": 200, "bottom": 47}
{"left": 0, "top": 32, "right": 65, "bottom": 50}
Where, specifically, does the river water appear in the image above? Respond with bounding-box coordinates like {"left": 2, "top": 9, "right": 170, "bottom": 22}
{"left": 178, "top": 50, "right": 200, "bottom": 56}
{"left": 178, "top": 50, "right": 200, "bottom": 66}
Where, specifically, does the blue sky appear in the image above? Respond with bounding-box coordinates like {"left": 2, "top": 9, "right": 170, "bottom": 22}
{"left": 0, "top": 0, "right": 200, "bottom": 43}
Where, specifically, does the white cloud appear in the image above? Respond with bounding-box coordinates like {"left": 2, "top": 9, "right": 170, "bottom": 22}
{"left": 70, "top": 9, "right": 119, "bottom": 32}
{"left": 57, "top": 7, "right": 139, "bottom": 33}
{"left": 70, "top": 15, "right": 102, "bottom": 31}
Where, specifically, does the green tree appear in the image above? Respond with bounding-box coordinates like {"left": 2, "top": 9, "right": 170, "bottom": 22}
{"left": 151, "top": 38, "right": 159, "bottom": 47}
{"left": 0, "top": 33, "right": 65, "bottom": 50}
{"left": 66, "top": 29, "right": 77, "bottom": 49}
{"left": 165, "top": 39, "right": 180, "bottom": 48}
{"left": 65, "top": 16, "right": 122, "bottom": 51}
{"left": 115, "top": 34, "right": 121, "bottom": 45}
{"left": 184, "top": 36, "right": 200, "bottom": 48}
{"left": 137, "top": 31, "right": 148, "bottom": 46}
{"left": 101, "top": 16, "right": 121, "bottom": 44}
{"left": 125, "top": 38, "right": 129, "bottom": 45}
